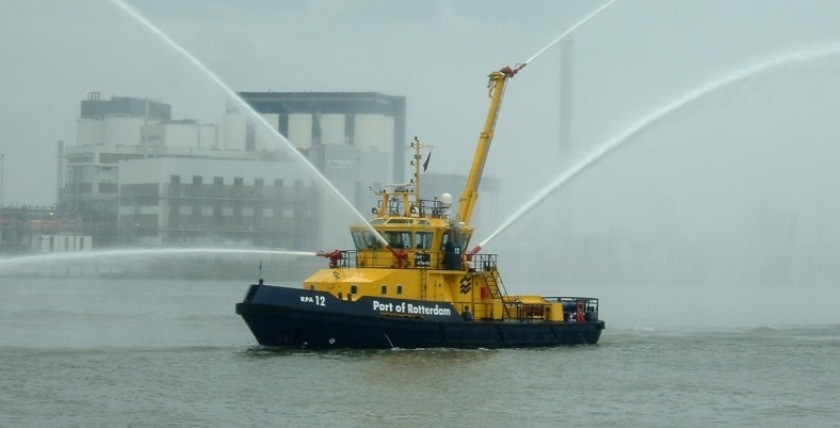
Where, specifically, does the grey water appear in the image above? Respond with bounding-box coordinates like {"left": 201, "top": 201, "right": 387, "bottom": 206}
{"left": 479, "top": 42, "right": 840, "bottom": 248}
{"left": 2, "top": 277, "right": 838, "bottom": 427}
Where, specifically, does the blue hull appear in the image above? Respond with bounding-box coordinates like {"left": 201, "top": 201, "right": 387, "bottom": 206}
{"left": 236, "top": 283, "right": 605, "bottom": 349}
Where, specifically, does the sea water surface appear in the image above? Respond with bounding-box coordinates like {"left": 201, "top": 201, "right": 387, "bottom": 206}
{"left": 1, "top": 277, "right": 838, "bottom": 427}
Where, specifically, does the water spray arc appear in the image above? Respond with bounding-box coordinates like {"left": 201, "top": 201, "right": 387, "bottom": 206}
{"left": 0, "top": 248, "right": 316, "bottom": 269}
{"left": 525, "top": 0, "right": 618, "bottom": 65}
{"left": 108, "top": 0, "right": 389, "bottom": 247}
{"left": 463, "top": 0, "right": 616, "bottom": 256}
{"left": 478, "top": 42, "right": 840, "bottom": 248}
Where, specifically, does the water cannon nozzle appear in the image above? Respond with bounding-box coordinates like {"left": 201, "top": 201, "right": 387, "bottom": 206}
{"left": 500, "top": 63, "right": 527, "bottom": 77}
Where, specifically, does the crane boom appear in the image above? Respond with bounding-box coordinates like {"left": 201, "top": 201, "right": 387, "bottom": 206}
{"left": 456, "top": 64, "right": 524, "bottom": 226}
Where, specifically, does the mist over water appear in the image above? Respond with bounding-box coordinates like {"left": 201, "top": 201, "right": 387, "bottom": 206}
{"left": 36, "top": 4, "right": 840, "bottom": 332}
{"left": 0, "top": 248, "right": 315, "bottom": 267}
{"left": 5, "top": 3, "right": 840, "bottom": 426}
{"left": 0, "top": 248, "right": 321, "bottom": 283}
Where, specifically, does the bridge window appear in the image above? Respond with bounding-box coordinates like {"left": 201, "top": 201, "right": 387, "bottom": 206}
{"left": 384, "top": 231, "right": 411, "bottom": 249}
{"left": 441, "top": 233, "right": 452, "bottom": 251}
{"left": 351, "top": 231, "right": 383, "bottom": 250}
{"left": 442, "top": 232, "right": 471, "bottom": 251}
{"left": 380, "top": 284, "right": 387, "bottom": 294}
{"left": 351, "top": 231, "right": 366, "bottom": 250}
{"left": 416, "top": 232, "right": 433, "bottom": 250}
{"left": 396, "top": 284, "right": 403, "bottom": 295}
{"left": 459, "top": 234, "right": 471, "bottom": 250}
{"left": 350, "top": 284, "right": 358, "bottom": 294}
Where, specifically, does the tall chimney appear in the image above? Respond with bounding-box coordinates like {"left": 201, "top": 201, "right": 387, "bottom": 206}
{"left": 57, "top": 140, "right": 65, "bottom": 207}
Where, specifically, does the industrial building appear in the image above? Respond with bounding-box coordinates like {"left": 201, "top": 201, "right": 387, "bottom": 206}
{"left": 1, "top": 89, "right": 507, "bottom": 257}
{"left": 236, "top": 91, "right": 407, "bottom": 247}
{"left": 47, "top": 91, "right": 410, "bottom": 251}
{"left": 117, "top": 157, "right": 314, "bottom": 248}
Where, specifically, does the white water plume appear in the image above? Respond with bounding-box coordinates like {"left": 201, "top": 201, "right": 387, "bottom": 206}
{"left": 479, "top": 42, "right": 840, "bottom": 248}
{"left": 525, "top": 0, "right": 617, "bottom": 65}
{"left": 0, "top": 248, "right": 316, "bottom": 269}
{"left": 108, "top": 0, "right": 389, "bottom": 247}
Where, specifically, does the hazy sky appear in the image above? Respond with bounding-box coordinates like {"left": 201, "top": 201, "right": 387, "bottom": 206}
{"left": 4, "top": 0, "right": 840, "bottom": 260}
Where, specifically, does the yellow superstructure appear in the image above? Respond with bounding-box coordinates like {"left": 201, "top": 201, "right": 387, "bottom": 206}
{"left": 303, "top": 64, "right": 567, "bottom": 322}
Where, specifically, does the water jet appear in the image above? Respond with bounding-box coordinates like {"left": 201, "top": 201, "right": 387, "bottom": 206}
{"left": 478, "top": 42, "right": 840, "bottom": 248}
{"left": 108, "top": 0, "right": 388, "bottom": 247}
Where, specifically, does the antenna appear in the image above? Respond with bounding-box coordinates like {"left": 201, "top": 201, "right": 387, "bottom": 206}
{"left": 258, "top": 260, "right": 264, "bottom": 285}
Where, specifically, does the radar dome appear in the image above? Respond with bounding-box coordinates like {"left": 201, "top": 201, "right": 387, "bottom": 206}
{"left": 439, "top": 193, "right": 453, "bottom": 208}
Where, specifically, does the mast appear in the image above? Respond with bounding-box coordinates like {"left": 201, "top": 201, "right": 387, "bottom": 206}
{"left": 456, "top": 64, "right": 525, "bottom": 226}
{"left": 410, "top": 137, "right": 422, "bottom": 202}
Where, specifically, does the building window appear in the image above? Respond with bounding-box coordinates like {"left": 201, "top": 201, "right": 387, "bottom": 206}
{"left": 274, "top": 179, "right": 284, "bottom": 187}
{"left": 254, "top": 178, "right": 264, "bottom": 187}
{"left": 192, "top": 176, "right": 202, "bottom": 185}
{"left": 214, "top": 177, "right": 223, "bottom": 185}
{"left": 234, "top": 177, "right": 243, "bottom": 186}
{"left": 170, "top": 175, "right": 180, "bottom": 184}
{"left": 99, "top": 153, "right": 122, "bottom": 164}
{"left": 98, "top": 182, "right": 118, "bottom": 194}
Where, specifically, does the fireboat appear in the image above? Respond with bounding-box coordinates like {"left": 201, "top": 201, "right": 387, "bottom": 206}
{"left": 236, "top": 64, "right": 605, "bottom": 349}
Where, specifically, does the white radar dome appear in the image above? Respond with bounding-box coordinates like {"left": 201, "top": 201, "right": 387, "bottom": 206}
{"left": 439, "top": 193, "right": 453, "bottom": 208}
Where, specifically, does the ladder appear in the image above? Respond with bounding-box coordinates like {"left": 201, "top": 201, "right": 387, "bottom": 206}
{"left": 482, "top": 271, "right": 511, "bottom": 318}
{"left": 420, "top": 268, "right": 427, "bottom": 300}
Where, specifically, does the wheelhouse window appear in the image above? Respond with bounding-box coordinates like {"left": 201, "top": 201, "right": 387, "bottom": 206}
{"left": 384, "top": 231, "right": 411, "bottom": 249}
{"left": 351, "top": 231, "right": 383, "bottom": 250}
{"left": 416, "top": 232, "right": 433, "bottom": 250}
{"left": 441, "top": 233, "right": 452, "bottom": 251}
{"left": 441, "top": 232, "right": 471, "bottom": 251}
{"left": 459, "top": 234, "right": 471, "bottom": 250}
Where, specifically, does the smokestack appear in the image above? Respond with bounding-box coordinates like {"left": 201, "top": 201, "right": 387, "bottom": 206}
{"left": 57, "top": 140, "right": 65, "bottom": 207}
